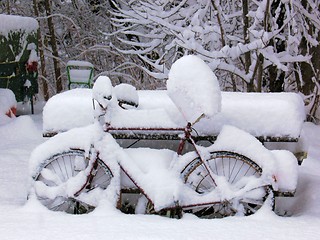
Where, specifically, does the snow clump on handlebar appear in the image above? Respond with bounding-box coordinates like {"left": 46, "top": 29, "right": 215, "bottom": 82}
{"left": 92, "top": 76, "right": 113, "bottom": 110}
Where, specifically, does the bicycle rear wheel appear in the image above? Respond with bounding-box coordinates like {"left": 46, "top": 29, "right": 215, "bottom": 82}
{"left": 181, "top": 151, "right": 272, "bottom": 218}
{"left": 33, "top": 149, "right": 113, "bottom": 214}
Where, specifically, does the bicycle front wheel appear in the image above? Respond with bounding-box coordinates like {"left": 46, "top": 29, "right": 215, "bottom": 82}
{"left": 33, "top": 149, "right": 113, "bottom": 214}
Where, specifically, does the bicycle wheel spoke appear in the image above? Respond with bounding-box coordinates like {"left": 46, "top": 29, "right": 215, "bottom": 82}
{"left": 51, "top": 200, "right": 67, "bottom": 211}
{"left": 182, "top": 151, "right": 272, "bottom": 218}
{"left": 222, "top": 156, "right": 226, "bottom": 178}
{"left": 196, "top": 174, "right": 215, "bottom": 193}
{"left": 228, "top": 157, "right": 232, "bottom": 181}
{"left": 229, "top": 157, "right": 238, "bottom": 182}
{"left": 34, "top": 150, "right": 113, "bottom": 214}
{"left": 62, "top": 156, "right": 70, "bottom": 180}
{"left": 231, "top": 161, "right": 245, "bottom": 184}
{"left": 39, "top": 168, "right": 61, "bottom": 185}
{"left": 56, "top": 158, "right": 65, "bottom": 182}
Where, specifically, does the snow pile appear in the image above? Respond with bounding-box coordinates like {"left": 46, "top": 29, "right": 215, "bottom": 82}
{"left": 0, "top": 115, "right": 41, "bottom": 147}
{"left": 167, "top": 55, "right": 221, "bottom": 123}
{"left": 0, "top": 89, "right": 17, "bottom": 124}
{"left": 0, "top": 89, "right": 17, "bottom": 114}
{"left": 0, "top": 14, "right": 38, "bottom": 37}
{"left": 93, "top": 77, "right": 179, "bottom": 128}
{"left": 0, "top": 115, "right": 43, "bottom": 205}
{"left": 92, "top": 76, "right": 113, "bottom": 109}
{"left": 42, "top": 89, "right": 94, "bottom": 133}
{"left": 208, "top": 125, "right": 298, "bottom": 192}
{"left": 272, "top": 150, "right": 298, "bottom": 192}
{"left": 27, "top": 43, "right": 38, "bottom": 63}
{"left": 110, "top": 108, "right": 180, "bottom": 128}
{"left": 92, "top": 76, "right": 115, "bottom": 124}
{"left": 114, "top": 83, "right": 139, "bottom": 108}
{"left": 202, "top": 91, "right": 306, "bottom": 138}
{"left": 29, "top": 123, "right": 102, "bottom": 177}
{"left": 67, "top": 60, "right": 94, "bottom": 68}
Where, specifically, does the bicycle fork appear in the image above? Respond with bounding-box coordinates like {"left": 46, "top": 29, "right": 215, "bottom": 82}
{"left": 74, "top": 147, "right": 100, "bottom": 197}
{"left": 177, "top": 122, "right": 217, "bottom": 187}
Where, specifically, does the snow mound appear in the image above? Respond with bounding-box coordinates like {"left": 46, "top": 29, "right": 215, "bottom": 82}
{"left": 92, "top": 76, "right": 113, "bottom": 108}
{"left": 0, "top": 14, "right": 38, "bottom": 37}
{"left": 167, "top": 55, "right": 221, "bottom": 123}
{"left": 0, "top": 115, "right": 42, "bottom": 146}
{"left": 0, "top": 89, "right": 17, "bottom": 114}
{"left": 199, "top": 91, "right": 306, "bottom": 138}
{"left": 114, "top": 84, "right": 139, "bottom": 108}
{"left": 67, "top": 60, "right": 94, "bottom": 68}
{"left": 43, "top": 89, "right": 94, "bottom": 133}
{"left": 29, "top": 123, "right": 102, "bottom": 177}
{"left": 208, "top": 125, "right": 298, "bottom": 192}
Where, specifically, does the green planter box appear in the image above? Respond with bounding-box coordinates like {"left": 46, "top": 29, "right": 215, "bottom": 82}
{"left": 0, "top": 14, "right": 39, "bottom": 102}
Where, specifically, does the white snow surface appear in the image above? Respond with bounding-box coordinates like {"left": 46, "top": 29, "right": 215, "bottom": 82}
{"left": 114, "top": 83, "right": 139, "bottom": 106}
{"left": 67, "top": 60, "right": 94, "bottom": 68}
{"left": 208, "top": 125, "right": 297, "bottom": 191}
{"left": 0, "top": 88, "right": 17, "bottom": 125}
{"left": 42, "top": 88, "right": 305, "bottom": 139}
{"left": 167, "top": 55, "right": 221, "bottom": 123}
{"left": 43, "top": 89, "right": 94, "bottom": 132}
{"left": 0, "top": 14, "right": 38, "bottom": 37}
{"left": 0, "top": 115, "right": 320, "bottom": 240}
{"left": 0, "top": 88, "right": 16, "bottom": 114}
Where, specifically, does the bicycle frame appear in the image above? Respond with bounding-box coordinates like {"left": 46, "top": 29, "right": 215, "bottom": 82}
{"left": 36, "top": 88, "right": 268, "bottom": 217}
{"left": 71, "top": 119, "right": 223, "bottom": 214}
{"left": 106, "top": 122, "right": 218, "bottom": 186}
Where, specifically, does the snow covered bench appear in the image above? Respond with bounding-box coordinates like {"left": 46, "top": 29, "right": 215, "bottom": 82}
{"left": 44, "top": 56, "right": 305, "bottom": 141}
{"left": 43, "top": 88, "right": 305, "bottom": 143}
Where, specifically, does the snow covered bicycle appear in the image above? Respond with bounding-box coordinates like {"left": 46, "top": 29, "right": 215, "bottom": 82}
{"left": 29, "top": 55, "right": 302, "bottom": 218}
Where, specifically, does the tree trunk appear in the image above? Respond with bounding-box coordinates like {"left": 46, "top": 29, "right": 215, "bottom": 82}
{"left": 268, "top": 0, "right": 286, "bottom": 92}
{"left": 33, "top": 0, "right": 49, "bottom": 101}
{"left": 296, "top": 0, "right": 319, "bottom": 95}
{"left": 242, "top": 0, "right": 253, "bottom": 91}
{"left": 44, "top": 0, "right": 63, "bottom": 93}
{"left": 6, "top": 0, "right": 10, "bottom": 14}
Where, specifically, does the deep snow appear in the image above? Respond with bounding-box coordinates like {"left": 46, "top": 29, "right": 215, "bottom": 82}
{"left": 0, "top": 114, "right": 320, "bottom": 240}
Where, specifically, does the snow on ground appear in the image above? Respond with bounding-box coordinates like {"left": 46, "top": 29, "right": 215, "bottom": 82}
{"left": 0, "top": 115, "right": 320, "bottom": 240}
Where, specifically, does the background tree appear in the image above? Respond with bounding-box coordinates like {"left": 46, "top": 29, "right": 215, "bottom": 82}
{"left": 44, "top": 0, "right": 62, "bottom": 93}
{"left": 1, "top": 0, "right": 320, "bottom": 121}
{"left": 108, "top": 0, "right": 320, "bottom": 120}
{"left": 32, "top": 0, "right": 49, "bottom": 100}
